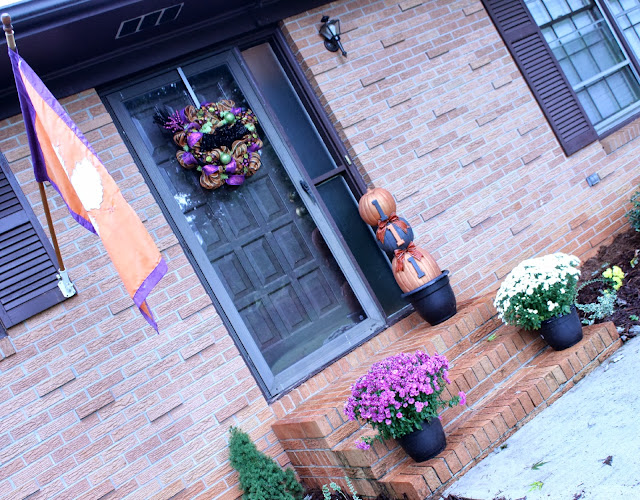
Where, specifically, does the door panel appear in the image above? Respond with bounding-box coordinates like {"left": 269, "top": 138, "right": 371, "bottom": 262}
{"left": 108, "top": 51, "right": 384, "bottom": 396}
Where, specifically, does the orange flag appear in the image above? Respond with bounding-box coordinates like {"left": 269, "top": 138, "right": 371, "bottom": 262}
{"left": 10, "top": 48, "right": 166, "bottom": 331}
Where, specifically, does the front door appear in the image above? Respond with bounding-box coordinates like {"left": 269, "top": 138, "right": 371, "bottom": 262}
{"left": 107, "top": 50, "right": 384, "bottom": 397}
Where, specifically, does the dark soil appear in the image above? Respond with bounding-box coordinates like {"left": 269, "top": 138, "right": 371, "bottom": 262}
{"left": 576, "top": 227, "right": 640, "bottom": 338}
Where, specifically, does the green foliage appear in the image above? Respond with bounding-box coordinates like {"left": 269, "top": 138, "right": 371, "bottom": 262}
{"left": 228, "top": 427, "right": 304, "bottom": 500}
{"left": 528, "top": 481, "right": 544, "bottom": 492}
{"left": 575, "top": 289, "right": 617, "bottom": 325}
{"left": 575, "top": 268, "right": 624, "bottom": 325}
{"left": 630, "top": 315, "right": 639, "bottom": 321}
{"left": 321, "top": 477, "right": 361, "bottom": 500}
{"left": 531, "top": 460, "right": 549, "bottom": 470}
{"left": 627, "top": 190, "right": 640, "bottom": 232}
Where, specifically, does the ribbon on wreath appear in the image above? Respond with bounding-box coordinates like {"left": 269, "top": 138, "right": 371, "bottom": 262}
{"left": 394, "top": 242, "right": 424, "bottom": 272}
{"left": 376, "top": 213, "right": 409, "bottom": 243}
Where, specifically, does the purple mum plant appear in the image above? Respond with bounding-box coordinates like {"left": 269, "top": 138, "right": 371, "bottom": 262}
{"left": 344, "top": 351, "right": 465, "bottom": 449}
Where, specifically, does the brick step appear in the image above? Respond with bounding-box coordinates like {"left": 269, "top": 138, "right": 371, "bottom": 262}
{"left": 284, "top": 322, "right": 546, "bottom": 485}
{"left": 273, "top": 296, "right": 538, "bottom": 491}
{"left": 272, "top": 297, "right": 498, "bottom": 446}
{"left": 379, "top": 322, "right": 621, "bottom": 499}
{"left": 438, "top": 323, "right": 545, "bottom": 428}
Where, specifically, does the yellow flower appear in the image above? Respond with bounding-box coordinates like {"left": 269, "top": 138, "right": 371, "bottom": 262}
{"left": 602, "top": 266, "right": 624, "bottom": 290}
{"left": 612, "top": 266, "right": 624, "bottom": 279}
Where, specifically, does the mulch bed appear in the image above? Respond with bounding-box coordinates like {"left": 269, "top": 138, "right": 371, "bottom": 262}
{"left": 576, "top": 227, "right": 640, "bottom": 338}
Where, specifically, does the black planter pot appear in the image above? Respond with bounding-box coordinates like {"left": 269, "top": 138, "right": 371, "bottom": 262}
{"left": 396, "top": 417, "right": 447, "bottom": 462}
{"left": 401, "top": 270, "right": 457, "bottom": 326}
{"left": 538, "top": 304, "right": 583, "bottom": 351}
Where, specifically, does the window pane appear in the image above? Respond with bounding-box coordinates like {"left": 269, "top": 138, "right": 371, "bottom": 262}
{"left": 585, "top": 79, "right": 620, "bottom": 117}
{"left": 241, "top": 44, "right": 339, "bottom": 180}
{"left": 529, "top": 0, "right": 553, "bottom": 24}
{"left": 316, "top": 176, "right": 407, "bottom": 316}
{"left": 607, "top": 0, "right": 640, "bottom": 59}
{"left": 577, "top": 88, "right": 602, "bottom": 122}
{"left": 607, "top": 68, "right": 640, "bottom": 106}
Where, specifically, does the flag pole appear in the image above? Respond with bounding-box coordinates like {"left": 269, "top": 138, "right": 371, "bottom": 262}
{"left": 3, "top": 13, "right": 75, "bottom": 298}
{"left": 1, "top": 13, "right": 14, "bottom": 50}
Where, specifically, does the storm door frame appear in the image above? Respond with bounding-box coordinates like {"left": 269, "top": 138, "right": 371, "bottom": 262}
{"left": 105, "top": 45, "right": 386, "bottom": 400}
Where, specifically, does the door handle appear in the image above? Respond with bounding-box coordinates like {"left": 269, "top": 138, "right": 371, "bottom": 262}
{"left": 299, "top": 180, "right": 317, "bottom": 204}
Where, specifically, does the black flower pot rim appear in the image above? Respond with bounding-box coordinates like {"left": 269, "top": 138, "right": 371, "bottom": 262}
{"left": 540, "top": 303, "right": 577, "bottom": 326}
{"left": 401, "top": 270, "right": 450, "bottom": 299}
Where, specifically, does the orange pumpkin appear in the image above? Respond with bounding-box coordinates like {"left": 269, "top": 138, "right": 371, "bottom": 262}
{"left": 392, "top": 246, "right": 441, "bottom": 293}
{"left": 358, "top": 188, "right": 396, "bottom": 226}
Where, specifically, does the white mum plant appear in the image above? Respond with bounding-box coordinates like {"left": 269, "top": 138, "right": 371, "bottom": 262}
{"left": 494, "top": 253, "right": 581, "bottom": 330}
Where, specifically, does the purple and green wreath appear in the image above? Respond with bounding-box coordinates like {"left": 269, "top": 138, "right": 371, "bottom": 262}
{"left": 156, "top": 99, "right": 263, "bottom": 190}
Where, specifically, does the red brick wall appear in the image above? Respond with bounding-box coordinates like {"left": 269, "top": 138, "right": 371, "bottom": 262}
{"left": 281, "top": 0, "right": 640, "bottom": 299}
{"left": 1, "top": 0, "right": 639, "bottom": 498}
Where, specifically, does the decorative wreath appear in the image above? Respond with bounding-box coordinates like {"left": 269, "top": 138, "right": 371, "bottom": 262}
{"left": 155, "top": 99, "right": 263, "bottom": 190}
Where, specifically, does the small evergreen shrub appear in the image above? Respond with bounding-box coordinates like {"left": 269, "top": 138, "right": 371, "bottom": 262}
{"left": 229, "top": 427, "right": 304, "bottom": 500}
{"left": 627, "top": 189, "right": 640, "bottom": 231}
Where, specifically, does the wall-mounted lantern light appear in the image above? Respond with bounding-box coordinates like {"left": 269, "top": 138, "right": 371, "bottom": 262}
{"left": 319, "top": 15, "right": 347, "bottom": 57}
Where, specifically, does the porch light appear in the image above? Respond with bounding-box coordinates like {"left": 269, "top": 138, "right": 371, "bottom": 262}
{"left": 319, "top": 15, "right": 347, "bottom": 57}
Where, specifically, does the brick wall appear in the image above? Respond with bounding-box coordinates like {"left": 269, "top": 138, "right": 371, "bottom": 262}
{"left": 281, "top": 0, "right": 640, "bottom": 299}
{"left": 1, "top": 0, "right": 639, "bottom": 498}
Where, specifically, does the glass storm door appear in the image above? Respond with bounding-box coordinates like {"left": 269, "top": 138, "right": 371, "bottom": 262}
{"left": 107, "top": 50, "right": 383, "bottom": 397}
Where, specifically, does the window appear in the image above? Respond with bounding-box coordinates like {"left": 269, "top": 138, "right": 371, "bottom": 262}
{"left": 0, "top": 150, "right": 66, "bottom": 328}
{"left": 482, "top": 0, "right": 640, "bottom": 153}
{"left": 526, "top": 0, "right": 640, "bottom": 133}
{"left": 104, "top": 34, "right": 406, "bottom": 399}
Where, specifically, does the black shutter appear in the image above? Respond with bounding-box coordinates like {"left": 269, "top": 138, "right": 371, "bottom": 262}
{"left": 482, "top": 0, "right": 598, "bottom": 156}
{"left": 0, "top": 151, "right": 65, "bottom": 328}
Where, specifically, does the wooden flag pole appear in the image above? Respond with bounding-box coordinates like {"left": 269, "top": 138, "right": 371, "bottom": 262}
{"left": 3, "top": 13, "right": 75, "bottom": 297}
{"left": 1, "top": 13, "right": 15, "bottom": 50}
{"left": 37, "top": 182, "right": 65, "bottom": 271}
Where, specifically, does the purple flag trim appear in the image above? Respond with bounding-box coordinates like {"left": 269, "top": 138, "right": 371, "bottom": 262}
{"left": 9, "top": 48, "right": 97, "bottom": 234}
{"left": 133, "top": 258, "right": 168, "bottom": 331}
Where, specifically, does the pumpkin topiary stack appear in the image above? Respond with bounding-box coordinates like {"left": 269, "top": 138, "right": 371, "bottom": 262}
{"left": 358, "top": 187, "right": 457, "bottom": 325}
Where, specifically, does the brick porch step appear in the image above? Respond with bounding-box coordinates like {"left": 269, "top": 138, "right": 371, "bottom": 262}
{"left": 271, "top": 296, "right": 499, "bottom": 448}
{"left": 271, "top": 297, "right": 621, "bottom": 499}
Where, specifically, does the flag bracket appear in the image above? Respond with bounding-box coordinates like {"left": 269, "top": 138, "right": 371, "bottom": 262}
{"left": 56, "top": 269, "right": 76, "bottom": 298}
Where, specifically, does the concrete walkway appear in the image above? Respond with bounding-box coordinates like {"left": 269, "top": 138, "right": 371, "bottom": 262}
{"left": 445, "top": 335, "right": 640, "bottom": 500}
